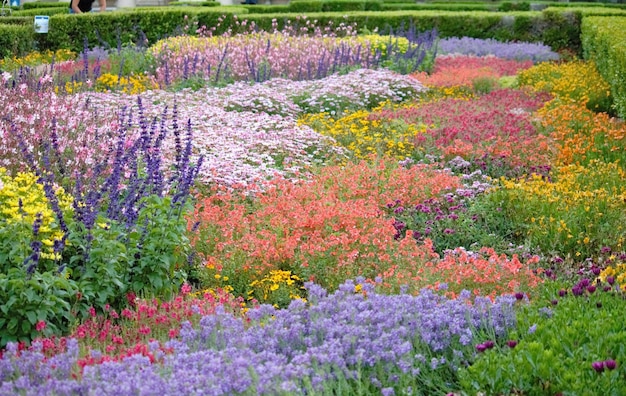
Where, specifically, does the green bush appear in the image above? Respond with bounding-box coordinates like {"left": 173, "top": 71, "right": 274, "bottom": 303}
{"left": 241, "top": 4, "right": 290, "bottom": 13}
{"left": 0, "top": 269, "right": 78, "bottom": 346}
{"left": 498, "top": 1, "right": 530, "bottom": 11}
{"left": 382, "top": 3, "right": 497, "bottom": 11}
{"left": 22, "top": 1, "right": 68, "bottom": 9}
{"left": 0, "top": 24, "right": 35, "bottom": 59}
{"left": 13, "top": 7, "right": 69, "bottom": 16}
{"left": 169, "top": 0, "right": 219, "bottom": 6}
{"left": 33, "top": 8, "right": 243, "bottom": 53}
{"left": 289, "top": 0, "right": 323, "bottom": 12}
{"left": 582, "top": 16, "right": 626, "bottom": 119}
{"left": 288, "top": 0, "right": 381, "bottom": 12}
{"left": 0, "top": 16, "right": 32, "bottom": 25}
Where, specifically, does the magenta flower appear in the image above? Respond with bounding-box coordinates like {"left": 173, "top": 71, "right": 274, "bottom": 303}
{"left": 475, "top": 344, "right": 488, "bottom": 353}
{"left": 592, "top": 361, "right": 605, "bottom": 373}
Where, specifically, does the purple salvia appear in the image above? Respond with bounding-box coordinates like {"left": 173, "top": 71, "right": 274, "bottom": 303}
{"left": 214, "top": 44, "right": 229, "bottom": 84}
{"left": 82, "top": 37, "right": 90, "bottom": 82}
{"left": 24, "top": 212, "right": 43, "bottom": 275}
{"left": 172, "top": 102, "right": 181, "bottom": 169}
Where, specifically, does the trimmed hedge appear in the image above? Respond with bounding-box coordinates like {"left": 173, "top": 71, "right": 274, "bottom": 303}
{"left": 13, "top": 7, "right": 70, "bottom": 16}
{"left": 0, "top": 16, "right": 32, "bottom": 24}
{"left": 32, "top": 7, "right": 245, "bottom": 53}
{"left": 0, "top": 7, "right": 595, "bottom": 56}
{"left": 582, "top": 16, "right": 626, "bottom": 118}
{"left": 0, "top": 24, "right": 35, "bottom": 59}
{"left": 235, "top": 10, "right": 580, "bottom": 51}
{"left": 289, "top": 0, "right": 383, "bottom": 12}
{"left": 21, "top": 1, "right": 68, "bottom": 9}
{"left": 241, "top": 5, "right": 290, "bottom": 13}
{"left": 382, "top": 3, "right": 498, "bottom": 11}
{"left": 169, "top": 1, "right": 219, "bottom": 6}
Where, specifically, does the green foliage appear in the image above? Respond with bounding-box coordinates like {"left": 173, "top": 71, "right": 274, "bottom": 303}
{"left": 62, "top": 195, "right": 191, "bottom": 312}
{"left": 498, "top": 1, "right": 530, "bottom": 12}
{"left": 241, "top": 4, "right": 290, "bottom": 13}
{"left": 472, "top": 76, "right": 499, "bottom": 94}
{"left": 381, "top": 3, "right": 497, "bottom": 11}
{"left": 105, "top": 44, "right": 157, "bottom": 76}
{"left": 169, "top": 0, "right": 218, "bottom": 6}
{"left": 21, "top": 1, "right": 69, "bottom": 9}
{"left": 0, "top": 24, "right": 35, "bottom": 59}
{"left": 582, "top": 16, "right": 626, "bottom": 119}
{"left": 0, "top": 269, "right": 78, "bottom": 346}
{"left": 540, "top": 9, "right": 583, "bottom": 55}
{"left": 459, "top": 280, "right": 626, "bottom": 395}
{"left": 288, "top": 0, "right": 381, "bottom": 12}
{"left": 477, "top": 161, "right": 626, "bottom": 260}
{"left": 12, "top": 7, "right": 69, "bottom": 16}
{"left": 288, "top": 0, "right": 324, "bottom": 12}
{"left": 33, "top": 8, "right": 242, "bottom": 54}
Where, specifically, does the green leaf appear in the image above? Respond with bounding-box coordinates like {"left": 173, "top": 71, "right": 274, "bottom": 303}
{"left": 26, "top": 310, "right": 37, "bottom": 325}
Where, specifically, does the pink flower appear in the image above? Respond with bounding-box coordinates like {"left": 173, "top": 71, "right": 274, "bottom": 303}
{"left": 35, "top": 320, "right": 47, "bottom": 332}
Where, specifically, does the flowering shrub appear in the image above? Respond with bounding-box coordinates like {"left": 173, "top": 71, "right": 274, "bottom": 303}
{"left": 483, "top": 161, "right": 626, "bottom": 260}
{"left": 149, "top": 33, "right": 379, "bottom": 85}
{"left": 412, "top": 55, "right": 533, "bottom": 88}
{"left": 0, "top": 80, "right": 120, "bottom": 176}
{"left": 0, "top": 280, "right": 518, "bottom": 395}
{"left": 537, "top": 102, "right": 626, "bottom": 166}
{"left": 371, "top": 89, "right": 553, "bottom": 173}
{"left": 359, "top": 34, "right": 410, "bottom": 56}
{"left": 299, "top": 103, "right": 425, "bottom": 159}
{"left": 409, "top": 246, "right": 543, "bottom": 299}
{"left": 191, "top": 158, "right": 461, "bottom": 294}
{"left": 24, "top": 285, "right": 245, "bottom": 370}
{"left": 86, "top": 68, "right": 425, "bottom": 189}
{"left": 517, "top": 60, "right": 613, "bottom": 113}
{"left": 247, "top": 270, "right": 305, "bottom": 308}
{"left": 0, "top": 169, "right": 72, "bottom": 267}
{"left": 95, "top": 73, "right": 158, "bottom": 94}
{"left": 0, "top": 49, "right": 76, "bottom": 71}
{"left": 1, "top": 95, "right": 203, "bottom": 344}
{"left": 437, "top": 37, "right": 560, "bottom": 62}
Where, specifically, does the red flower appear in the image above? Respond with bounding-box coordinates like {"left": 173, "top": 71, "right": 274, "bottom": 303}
{"left": 35, "top": 320, "right": 47, "bottom": 332}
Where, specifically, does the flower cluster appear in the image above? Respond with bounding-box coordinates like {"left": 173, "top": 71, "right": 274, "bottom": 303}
{"left": 191, "top": 158, "right": 461, "bottom": 294}
{"left": 299, "top": 103, "right": 425, "bottom": 159}
{"left": 95, "top": 73, "right": 159, "bottom": 95}
{"left": 371, "top": 89, "right": 553, "bottom": 171}
{"left": 0, "top": 169, "right": 73, "bottom": 266}
{"left": 518, "top": 60, "right": 612, "bottom": 113}
{"left": 437, "top": 37, "right": 560, "bottom": 62}
{"left": 537, "top": 102, "right": 626, "bottom": 167}
{"left": 0, "top": 280, "right": 518, "bottom": 395}
{"left": 412, "top": 55, "right": 533, "bottom": 88}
